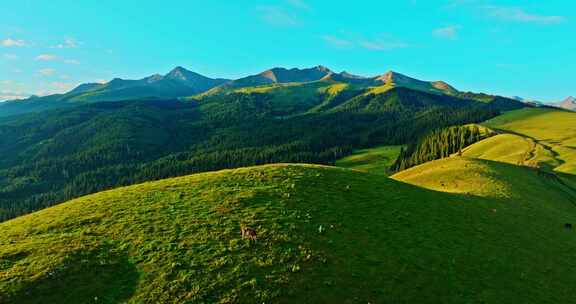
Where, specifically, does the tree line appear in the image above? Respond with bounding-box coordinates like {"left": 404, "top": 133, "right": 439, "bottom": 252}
{"left": 391, "top": 125, "right": 491, "bottom": 172}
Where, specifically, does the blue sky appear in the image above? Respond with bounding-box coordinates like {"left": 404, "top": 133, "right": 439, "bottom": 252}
{"left": 0, "top": 0, "right": 574, "bottom": 101}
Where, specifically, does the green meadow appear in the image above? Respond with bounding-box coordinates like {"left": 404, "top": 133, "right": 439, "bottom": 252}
{"left": 335, "top": 145, "right": 403, "bottom": 175}
{"left": 2, "top": 108, "right": 576, "bottom": 303}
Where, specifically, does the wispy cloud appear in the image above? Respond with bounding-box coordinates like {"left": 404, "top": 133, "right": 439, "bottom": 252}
{"left": 0, "top": 91, "right": 30, "bottom": 101}
{"left": 322, "top": 35, "right": 353, "bottom": 48}
{"left": 63, "top": 59, "right": 81, "bottom": 65}
{"left": 448, "top": 1, "right": 566, "bottom": 25}
{"left": 0, "top": 80, "right": 30, "bottom": 101}
{"left": 35, "top": 54, "right": 58, "bottom": 61}
{"left": 359, "top": 38, "right": 409, "bottom": 51}
{"left": 433, "top": 25, "right": 461, "bottom": 40}
{"left": 51, "top": 38, "right": 78, "bottom": 49}
{"left": 257, "top": 0, "right": 311, "bottom": 27}
{"left": 1, "top": 38, "right": 27, "bottom": 47}
{"left": 37, "top": 68, "right": 56, "bottom": 77}
{"left": 257, "top": 6, "right": 299, "bottom": 26}
{"left": 2, "top": 54, "right": 19, "bottom": 60}
{"left": 323, "top": 33, "right": 409, "bottom": 51}
{"left": 484, "top": 6, "right": 566, "bottom": 24}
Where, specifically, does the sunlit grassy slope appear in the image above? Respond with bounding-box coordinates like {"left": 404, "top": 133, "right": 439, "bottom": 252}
{"left": 461, "top": 133, "right": 561, "bottom": 170}
{"left": 335, "top": 145, "right": 403, "bottom": 175}
{"left": 193, "top": 81, "right": 357, "bottom": 116}
{"left": 482, "top": 108, "right": 576, "bottom": 174}
{"left": 3, "top": 163, "right": 576, "bottom": 303}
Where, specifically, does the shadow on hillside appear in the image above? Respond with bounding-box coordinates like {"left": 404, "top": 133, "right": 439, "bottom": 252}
{"left": 3, "top": 241, "right": 139, "bottom": 304}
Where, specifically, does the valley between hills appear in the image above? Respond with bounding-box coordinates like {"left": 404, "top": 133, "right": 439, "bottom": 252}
{"left": 0, "top": 66, "right": 575, "bottom": 303}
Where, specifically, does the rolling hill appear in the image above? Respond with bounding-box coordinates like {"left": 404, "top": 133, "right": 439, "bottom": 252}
{"left": 2, "top": 158, "right": 576, "bottom": 303}
{"left": 335, "top": 145, "right": 403, "bottom": 175}
{"left": 1, "top": 96, "right": 575, "bottom": 303}
{"left": 482, "top": 108, "right": 576, "bottom": 174}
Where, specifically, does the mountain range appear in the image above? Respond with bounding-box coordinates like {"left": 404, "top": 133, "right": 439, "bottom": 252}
{"left": 3, "top": 63, "right": 575, "bottom": 303}
{"left": 512, "top": 95, "right": 575, "bottom": 111}
{"left": 558, "top": 96, "right": 576, "bottom": 111}
{"left": 0, "top": 65, "right": 526, "bottom": 117}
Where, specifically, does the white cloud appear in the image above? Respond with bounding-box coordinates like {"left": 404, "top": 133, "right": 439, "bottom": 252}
{"left": 257, "top": 6, "right": 299, "bottom": 26}
{"left": 323, "top": 33, "right": 409, "bottom": 51}
{"left": 484, "top": 6, "right": 565, "bottom": 24}
{"left": 433, "top": 25, "right": 461, "bottom": 40}
{"left": 51, "top": 38, "right": 78, "bottom": 49}
{"left": 64, "top": 59, "right": 80, "bottom": 65}
{"left": 37, "top": 68, "right": 56, "bottom": 77}
{"left": 2, "top": 54, "right": 19, "bottom": 60}
{"left": 359, "top": 38, "right": 409, "bottom": 51}
{"left": 447, "top": 2, "right": 566, "bottom": 25}
{"left": 35, "top": 54, "right": 58, "bottom": 61}
{"left": 0, "top": 81, "right": 30, "bottom": 101}
{"left": 322, "top": 35, "right": 353, "bottom": 48}
{"left": 0, "top": 92, "right": 30, "bottom": 101}
{"left": 1, "top": 38, "right": 27, "bottom": 47}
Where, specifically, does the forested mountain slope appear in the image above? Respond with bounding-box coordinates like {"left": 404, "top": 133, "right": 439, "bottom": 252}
{"left": 0, "top": 86, "right": 510, "bottom": 221}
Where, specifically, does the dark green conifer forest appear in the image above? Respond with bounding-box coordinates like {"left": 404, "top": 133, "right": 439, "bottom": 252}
{"left": 391, "top": 125, "right": 490, "bottom": 172}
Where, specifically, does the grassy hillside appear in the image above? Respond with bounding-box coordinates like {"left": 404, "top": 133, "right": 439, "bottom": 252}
{"left": 0, "top": 87, "right": 503, "bottom": 222}
{"left": 483, "top": 108, "right": 576, "bottom": 174}
{"left": 335, "top": 145, "right": 402, "bottom": 175}
{"left": 2, "top": 163, "right": 576, "bottom": 303}
{"left": 462, "top": 133, "right": 561, "bottom": 170}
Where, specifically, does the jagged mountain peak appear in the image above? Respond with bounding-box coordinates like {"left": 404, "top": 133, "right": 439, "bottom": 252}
{"left": 377, "top": 70, "right": 413, "bottom": 83}
{"left": 373, "top": 71, "right": 458, "bottom": 95}
{"left": 165, "top": 66, "right": 203, "bottom": 81}
{"left": 558, "top": 96, "right": 576, "bottom": 111}
{"left": 254, "top": 65, "right": 334, "bottom": 84}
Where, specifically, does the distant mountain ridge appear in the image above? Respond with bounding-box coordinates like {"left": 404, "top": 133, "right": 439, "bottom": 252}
{"left": 0, "top": 67, "right": 231, "bottom": 116}
{"left": 374, "top": 71, "right": 458, "bottom": 95}
{"left": 558, "top": 96, "right": 576, "bottom": 111}
{"left": 1, "top": 65, "right": 529, "bottom": 117}
{"left": 206, "top": 66, "right": 334, "bottom": 93}
{"left": 65, "top": 66, "right": 230, "bottom": 101}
